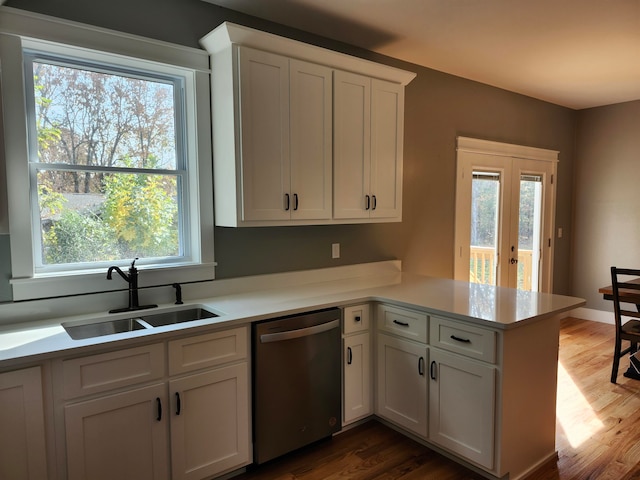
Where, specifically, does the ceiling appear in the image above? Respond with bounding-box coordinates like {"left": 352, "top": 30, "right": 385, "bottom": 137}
{"left": 203, "top": 0, "right": 640, "bottom": 110}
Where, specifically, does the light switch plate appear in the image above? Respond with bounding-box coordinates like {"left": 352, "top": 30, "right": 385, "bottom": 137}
{"left": 332, "top": 243, "right": 340, "bottom": 259}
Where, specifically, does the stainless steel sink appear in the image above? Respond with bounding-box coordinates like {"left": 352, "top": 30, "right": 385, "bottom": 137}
{"left": 140, "top": 308, "right": 218, "bottom": 327}
{"left": 63, "top": 318, "right": 147, "bottom": 340}
{"left": 63, "top": 307, "right": 219, "bottom": 339}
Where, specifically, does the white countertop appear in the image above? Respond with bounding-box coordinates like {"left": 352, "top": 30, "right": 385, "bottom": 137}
{"left": 0, "top": 267, "right": 585, "bottom": 368}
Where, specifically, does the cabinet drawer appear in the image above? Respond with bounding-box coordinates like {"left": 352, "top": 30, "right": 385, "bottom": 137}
{"left": 376, "top": 304, "right": 427, "bottom": 343}
{"left": 430, "top": 316, "right": 496, "bottom": 363}
{"left": 343, "top": 304, "right": 370, "bottom": 334}
{"left": 62, "top": 343, "right": 164, "bottom": 399}
{"left": 169, "top": 326, "right": 248, "bottom": 376}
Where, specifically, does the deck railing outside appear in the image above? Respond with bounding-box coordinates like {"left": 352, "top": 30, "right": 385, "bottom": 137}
{"left": 470, "top": 246, "right": 534, "bottom": 290}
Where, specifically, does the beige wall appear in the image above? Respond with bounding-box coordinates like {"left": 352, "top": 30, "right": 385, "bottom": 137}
{"left": 573, "top": 100, "right": 640, "bottom": 309}
{"left": 0, "top": 0, "right": 577, "bottom": 302}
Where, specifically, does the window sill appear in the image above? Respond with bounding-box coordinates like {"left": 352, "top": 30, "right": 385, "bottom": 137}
{"left": 10, "top": 262, "right": 216, "bottom": 301}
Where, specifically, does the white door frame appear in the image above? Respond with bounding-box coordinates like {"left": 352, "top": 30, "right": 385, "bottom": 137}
{"left": 454, "top": 137, "right": 558, "bottom": 292}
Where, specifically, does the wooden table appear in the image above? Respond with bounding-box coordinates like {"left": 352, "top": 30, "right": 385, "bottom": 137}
{"left": 599, "top": 278, "right": 640, "bottom": 304}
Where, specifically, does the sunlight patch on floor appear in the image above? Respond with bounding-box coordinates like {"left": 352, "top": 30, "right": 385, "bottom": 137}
{"left": 556, "top": 362, "right": 604, "bottom": 448}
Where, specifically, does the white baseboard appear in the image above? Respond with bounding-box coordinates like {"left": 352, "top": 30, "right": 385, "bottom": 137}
{"left": 570, "top": 307, "right": 614, "bottom": 325}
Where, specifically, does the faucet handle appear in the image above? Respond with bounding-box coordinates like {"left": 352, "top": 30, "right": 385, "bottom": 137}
{"left": 130, "top": 257, "right": 139, "bottom": 269}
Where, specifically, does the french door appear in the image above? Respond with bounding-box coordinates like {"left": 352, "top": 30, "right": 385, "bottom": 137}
{"left": 454, "top": 138, "right": 558, "bottom": 292}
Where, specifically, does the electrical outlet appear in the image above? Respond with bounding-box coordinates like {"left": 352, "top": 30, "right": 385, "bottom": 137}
{"left": 332, "top": 243, "right": 340, "bottom": 259}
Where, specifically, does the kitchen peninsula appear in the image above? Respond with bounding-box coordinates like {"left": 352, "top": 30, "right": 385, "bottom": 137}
{"left": 0, "top": 261, "right": 584, "bottom": 480}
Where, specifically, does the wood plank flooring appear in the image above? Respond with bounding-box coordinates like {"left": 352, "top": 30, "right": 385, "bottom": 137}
{"left": 234, "top": 318, "right": 640, "bottom": 480}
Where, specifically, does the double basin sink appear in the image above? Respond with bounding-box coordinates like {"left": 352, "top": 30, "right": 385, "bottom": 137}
{"left": 63, "top": 307, "right": 219, "bottom": 340}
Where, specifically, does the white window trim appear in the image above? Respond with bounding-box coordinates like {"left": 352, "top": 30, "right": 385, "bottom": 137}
{"left": 0, "top": 7, "right": 215, "bottom": 301}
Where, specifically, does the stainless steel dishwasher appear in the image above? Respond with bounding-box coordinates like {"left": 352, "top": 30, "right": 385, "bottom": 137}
{"left": 253, "top": 308, "right": 342, "bottom": 464}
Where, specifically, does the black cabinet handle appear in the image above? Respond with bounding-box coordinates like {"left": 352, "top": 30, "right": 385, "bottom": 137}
{"left": 175, "top": 392, "right": 181, "bottom": 416}
{"left": 347, "top": 347, "right": 353, "bottom": 365}
{"left": 293, "top": 193, "right": 299, "bottom": 211}
{"left": 372, "top": 195, "right": 377, "bottom": 210}
{"left": 156, "top": 397, "right": 162, "bottom": 421}
{"left": 430, "top": 360, "right": 437, "bottom": 380}
{"left": 354, "top": 315, "right": 361, "bottom": 322}
{"left": 418, "top": 356, "right": 425, "bottom": 376}
{"left": 365, "top": 195, "right": 371, "bottom": 210}
{"left": 451, "top": 335, "right": 471, "bottom": 343}
{"left": 393, "top": 319, "right": 409, "bottom": 327}
{"left": 284, "top": 193, "right": 290, "bottom": 211}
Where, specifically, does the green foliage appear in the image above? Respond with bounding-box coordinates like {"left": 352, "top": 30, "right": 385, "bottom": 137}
{"left": 102, "top": 159, "right": 178, "bottom": 259}
{"left": 34, "top": 77, "right": 62, "bottom": 155}
{"left": 43, "top": 210, "right": 121, "bottom": 264}
{"left": 38, "top": 183, "right": 66, "bottom": 217}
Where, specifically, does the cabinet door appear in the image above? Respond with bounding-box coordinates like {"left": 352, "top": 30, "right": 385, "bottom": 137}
{"left": 238, "top": 46, "right": 290, "bottom": 221}
{"left": 65, "top": 383, "right": 169, "bottom": 480}
{"left": 429, "top": 348, "right": 495, "bottom": 469}
{"left": 343, "top": 332, "right": 371, "bottom": 425}
{"left": 370, "top": 79, "right": 403, "bottom": 219}
{"left": 0, "top": 367, "right": 47, "bottom": 480}
{"left": 170, "top": 363, "right": 250, "bottom": 480}
{"left": 376, "top": 333, "right": 427, "bottom": 438}
{"left": 290, "top": 59, "right": 333, "bottom": 220}
{"left": 333, "top": 70, "right": 371, "bottom": 219}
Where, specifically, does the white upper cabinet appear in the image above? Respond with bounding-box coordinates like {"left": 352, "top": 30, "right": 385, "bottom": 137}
{"left": 237, "top": 47, "right": 291, "bottom": 222}
{"left": 289, "top": 59, "right": 333, "bottom": 220}
{"left": 370, "top": 79, "right": 404, "bottom": 219}
{"left": 200, "top": 22, "right": 415, "bottom": 227}
{"left": 334, "top": 73, "right": 404, "bottom": 220}
{"left": 333, "top": 71, "right": 371, "bottom": 220}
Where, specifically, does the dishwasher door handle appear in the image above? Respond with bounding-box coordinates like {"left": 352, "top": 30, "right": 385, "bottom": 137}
{"left": 260, "top": 319, "right": 340, "bottom": 343}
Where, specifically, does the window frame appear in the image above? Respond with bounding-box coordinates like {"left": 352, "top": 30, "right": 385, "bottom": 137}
{"left": 0, "top": 10, "right": 215, "bottom": 301}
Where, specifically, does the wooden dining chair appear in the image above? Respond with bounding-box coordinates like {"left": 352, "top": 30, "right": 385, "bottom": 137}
{"left": 610, "top": 266, "right": 640, "bottom": 383}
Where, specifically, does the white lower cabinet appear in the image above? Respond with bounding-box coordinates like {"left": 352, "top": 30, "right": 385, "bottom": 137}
{"left": 343, "top": 332, "right": 371, "bottom": 425}
{"left": 376, "top": 332, "right": 427, "bottom": 438}
{"left": 169, "top": 363, "right": 249, "bottom": 480}
{"left": 58, "top": 326, "right": 250, "bottom": 480}
{"left": 0, "top": 366, "right": 48, "bottom": 480}
{"left": 342, "top": 304, "right": 372, "bottom": 426}
{"left": 65, "top": 383, "right": 169, "bottom": 480}
{"left": 428, "top": 347, "right": 495, "bottom": 469}
{"left": 374, "top": 304, "right": 499, "bottom": 473}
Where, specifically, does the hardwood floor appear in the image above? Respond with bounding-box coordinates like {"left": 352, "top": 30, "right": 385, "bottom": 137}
{"left": 234, "top": 318, "right": 640, "bottom": 480}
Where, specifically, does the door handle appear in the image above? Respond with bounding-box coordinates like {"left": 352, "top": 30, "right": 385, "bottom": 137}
{"left": 365, "top": 195, "right": 371, "bottom": 210}
{"left": 510, "top": 258, "right": 518, "bottom": 264}
{"left": 430, "top": 360, "right": 437, "bottom": 380}
{"left": 293, "top": 193, "right": 299, "bottom": 211}
{"left": 156, "top": 397, "right": 162, "bottom": 421}
{"left": 347, "top": 347, "right": 353, "bottom": 365}
{"left": 418, "top": 356, "right": 425, "bottom": 376}
{"left": 372, "top": 195, "right": 377, "bottom": 210}
{"left": 175, "top": 392, "right": 181, "bottom": 416}
{"left": 260, "top": 319, "right": 339, "bottom": 343}
{"left": 284, "top": 193, "right": 290, "bottom": 211}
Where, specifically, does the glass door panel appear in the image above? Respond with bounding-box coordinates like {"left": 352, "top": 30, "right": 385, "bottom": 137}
{"left": 470, "top": 172, "right": 500, "bottom": 286}
{"left": 517, "top": 175, "right": 543, "bottom": 291}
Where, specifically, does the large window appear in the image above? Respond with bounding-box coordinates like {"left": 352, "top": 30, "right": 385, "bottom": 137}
{"left": 26, "top": 53, "right": 188, "bottom": 272}
{"left": 0, "top": 14, "right": 214, "bottom": 301}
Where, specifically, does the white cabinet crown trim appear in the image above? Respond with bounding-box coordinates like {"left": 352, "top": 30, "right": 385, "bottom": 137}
{"left": 200, "top": 22, "right": 416, "bottom": 86}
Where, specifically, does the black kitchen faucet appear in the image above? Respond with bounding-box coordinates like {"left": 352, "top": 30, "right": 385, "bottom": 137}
{"left": 107, "top": 258, "right": 157, "bottom": 313}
